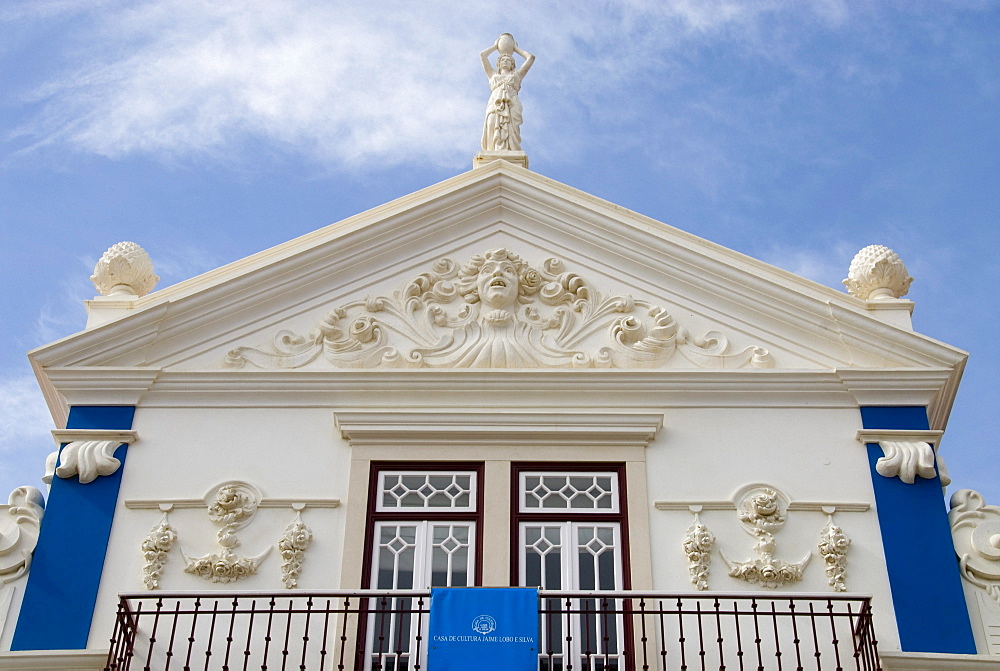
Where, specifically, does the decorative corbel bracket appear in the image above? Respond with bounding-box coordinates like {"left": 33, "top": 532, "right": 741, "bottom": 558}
{"left": 856, "top": 429, "right": 944, "bottom": 484}
{"left": 51, "top": 429, "right": 138, "bottom": 484}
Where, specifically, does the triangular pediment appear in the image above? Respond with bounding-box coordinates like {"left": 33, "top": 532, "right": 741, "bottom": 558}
{"left": 31, "top": 162, "right": 965, "bottom": 380}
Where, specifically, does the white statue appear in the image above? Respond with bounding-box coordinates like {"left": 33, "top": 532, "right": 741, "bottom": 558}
{"left": 480, "top": 33, "right": 535, "bottom": 152}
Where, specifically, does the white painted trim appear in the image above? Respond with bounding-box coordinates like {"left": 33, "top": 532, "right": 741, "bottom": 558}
{"left": 0, "top": 649, "right": 109, "bottom": 670}
{"left": 856, "top": 429, "right": 945, "bottom": 444}
{"left": 51, "top": 429, "right": 138, "bottom": 446}
{"left": 879, "top": 651, "right": 1000, "bottom": 670}
{"left": 124, "top": 498, "right": 340, "bottom": 510}
{"left": 654, "top": 501, "right": 870, "bottom": 513}
{"left": 334, "top": 410, "right": 663, "bottom": 447}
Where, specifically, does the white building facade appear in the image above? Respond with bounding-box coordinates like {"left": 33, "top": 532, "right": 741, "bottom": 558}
{"left": 1, "top": 158, "right": 999, "bottom": 670}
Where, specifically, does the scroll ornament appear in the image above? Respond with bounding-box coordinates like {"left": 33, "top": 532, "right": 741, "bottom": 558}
{"left": 225, "top": 249, "right": 773, "bottom": 370}
{"left": 683, "top": 514, "right": 715, "bottom": 590}
{"left": 278, "top": 512, "right": 313, "bottom": 589}
{"left": 722, "top": 487, "right": 810, "bottom": 588}
{"left": 950, "top": 489, "right": 1000, "bottom": 604}
{"left": 0, "top": 487, "right": 45, "bottom": 585}
{"left": 183, "top": 483, "right": 270, "bottom": 584}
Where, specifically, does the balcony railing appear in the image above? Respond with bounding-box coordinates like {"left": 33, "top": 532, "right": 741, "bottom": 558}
{"left": 104, "top": 590, "right": 880, "bottom": 671}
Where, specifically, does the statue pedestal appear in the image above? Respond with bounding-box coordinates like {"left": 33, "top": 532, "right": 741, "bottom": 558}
{"left": 473, "top": 151, "right": 529, "bottom": 170}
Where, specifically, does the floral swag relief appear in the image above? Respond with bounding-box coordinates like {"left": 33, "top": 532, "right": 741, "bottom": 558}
{"left": 224, "top": 249, "right": 774, "bottom": 370}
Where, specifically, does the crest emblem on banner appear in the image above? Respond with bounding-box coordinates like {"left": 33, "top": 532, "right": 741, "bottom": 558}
{"left": 472, "top": 614, "right": 497, "bottom": 635}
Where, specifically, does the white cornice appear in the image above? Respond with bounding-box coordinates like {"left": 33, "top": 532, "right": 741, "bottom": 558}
{"left": 655, "top": 501, "right": 871, "bottom": 513}
{"left": 334, "top": 410, "right": 664, "bottom": 447}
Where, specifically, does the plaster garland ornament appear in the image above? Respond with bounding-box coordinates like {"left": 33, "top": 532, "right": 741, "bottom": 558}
{"left": 55, "top": 440, "right": 123, "bottom": 484}
{"left": 182, "top": 482, "right": 270, "bottom": 584}
{"left": 875, "top": 440, "right": 937, "bottom": 484}
{"left": 0, "top": 487, "right": 45, "bottom": 585}
{"left": 480, "top": 34, "right": 534, "bottom": 152}
{"left": 141, "top": 512, "right": 177, "bottom": 590}
{"left": 278, "top": 510, "right": 313, "bottom": 589}
{"left": 682, "top": 511, "right": 715, "bottom": 590}
{"left": 817, "top": 512, "right": 850, "bottom": 592}
{"left": 91, "top": 241, "right": 159, "bottom": 298}
{"left": 950, "top": 489, "right": 1000, "bottom": 605}
{"left": 225, "top": 249, "right": 773, "bottom": 370}
{"left": 721, "top": 486, "right": 810, "bottom": 589}
{"left": 843, "top": 244, "right": 913, "bottom": 301}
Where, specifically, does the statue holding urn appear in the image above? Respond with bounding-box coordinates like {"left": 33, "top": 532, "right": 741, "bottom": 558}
{"left": 480, "top": 33, "right": 535, "bottom": 152}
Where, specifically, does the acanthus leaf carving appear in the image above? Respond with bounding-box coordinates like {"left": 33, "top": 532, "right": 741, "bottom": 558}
{"left": 225, "top": 249, "right": 773, "bottom": 370}
{"left": 875, "top": 440, "right": 937, "bottom": 484}
{"left": 55, "top": 440, "right": 123, "bottom": 484}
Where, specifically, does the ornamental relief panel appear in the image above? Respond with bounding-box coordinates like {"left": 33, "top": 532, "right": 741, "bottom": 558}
{"left": 224, "top": 248, "right": 774, "bottom": 370}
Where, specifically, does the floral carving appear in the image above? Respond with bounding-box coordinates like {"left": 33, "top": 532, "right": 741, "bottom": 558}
{"left": 950, "top": 489, "right": 1000, "bottom": 605}
{"left": 875, "top": 440, "right": 937, "bottom": 484}
{"left": 0, "top": 487, "right": 45, "bottom": 585}
{"left": 225, "top": 249, "right": 773, "bottom": 370}
{"left": 182, "top": 482, "right": 270, "bottom": 584}
{"left": 141, "top": 514, "right": 176, "bottom": 590}
{"left": 683, "top": 514, "right": 715, "bottom": 590}
{"left": 278, "top": 512, "right": 313, "bottom": 589}
{"left": 843, "top": 244, "right": 912, "bottom": 301}
{"left": 207, "top": 484, "right": 259, "bottom": 527}
{"left": 55, "top": 440, "right": 123, "bottom": 484}
{"left": 722, "top": 485, "right": 810, "bottom": 588}
{"left": 818, "top": 514, "right": 850, "bottom": 592}
{"left": 91, "top": 241, "right": 159, "bottom": 297}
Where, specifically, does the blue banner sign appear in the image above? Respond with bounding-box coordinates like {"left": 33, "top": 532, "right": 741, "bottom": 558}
{"left": 428, "top": 587, "right": 538, "bottom": 670}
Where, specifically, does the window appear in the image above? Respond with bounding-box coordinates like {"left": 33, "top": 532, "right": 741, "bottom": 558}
{"left": 514, "top": 465, "right": 629, "bottom": 670}
{"left": 363, "top": 465, "right": 482, "bottom": 670}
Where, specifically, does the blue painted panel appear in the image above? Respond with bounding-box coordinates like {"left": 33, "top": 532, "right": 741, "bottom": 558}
{"left": 429, "top": 588, "right": 538, "bottom": 671}
{"left": 12, "top": 406, "right": 135, "bottom": 651}
{"left": 862, "top": 406, "right": 975, "bottom": 654}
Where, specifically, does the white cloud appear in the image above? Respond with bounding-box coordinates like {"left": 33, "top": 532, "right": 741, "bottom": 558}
{"left": 0, "top": 375, "right": 54, "bottom": 447}
{"left": 3, "top": 0, "right": 882, "bottom": 169}
{"left": 758, "top": 240, "right": 858, "bottom": 290}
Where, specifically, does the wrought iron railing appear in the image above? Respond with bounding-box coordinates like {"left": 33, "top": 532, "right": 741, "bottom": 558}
{"left": 104, "top": 590, "right": 880, "bottom": 670}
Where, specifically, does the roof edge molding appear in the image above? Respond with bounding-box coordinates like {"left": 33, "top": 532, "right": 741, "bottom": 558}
{"left": 333, "top": 410, "right": 664, "bottom": 448}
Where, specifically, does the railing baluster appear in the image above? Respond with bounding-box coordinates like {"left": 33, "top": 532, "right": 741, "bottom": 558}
{"left": 638, "top": 597, "right": 649, "bottom": 671}
{"left": 183, "top": 596, "right": 201, "bottom": 670}
{"left": 770, "top": 601, "right": 783, "bottom": 671}
{"left": 337, "top": 596, "right": 351, "bottom": 671}
{"left": 262, "top": 595, "right": 276, "bottom": 671}
{"left": 202, "top": 599, "right": 220, "bottom": 671}
{"left": 677, "top": 597, "right": 688, "bottom": 671}
{"left": 414, "top": 594, "right": 426, "bottom": 671}
{"left": 807, "top": 602, "right": 821, "bottom": 670}
{"left": 299, "top": 596, "right": 314, "bottom": 670}
{"left": 318, "top": 598, "right": 332, "bottom": 671}
{"left": 696, "top": 600, "right": 706, "bottom": 671}
{"left": 732, "top": 599, "right": 745, "bottom": 671}
{"left": 713, "top": 597, "right": 725, "bottom": 671}
{"left": 242, "top": 598, "right": 256, "bottom": 671}
{"left": 789, "top": 598, "right": 803, "bottom": 671}
{"left": 163, "top": 599, "right": 181, "bottom": 671}
{"left": 222, "top": 596, "right": 239, "bottom": 670}
{"left": 751, "top": 597, "right": 763, "bottom": 671}
{"left": 281, "top": 598, "right": 294, "bottom": 671}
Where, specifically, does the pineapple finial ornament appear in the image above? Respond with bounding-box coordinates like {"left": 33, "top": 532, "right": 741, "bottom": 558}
{"left": 843, "top": 245, "right": 913, "bottom": 301}
{"left": 91, "top": 241, "right": 159, "bottom": 298}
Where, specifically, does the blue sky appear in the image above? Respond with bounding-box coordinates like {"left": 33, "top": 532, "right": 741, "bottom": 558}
{"left": 1, "top": 1, "right": 998, "bottom": 504}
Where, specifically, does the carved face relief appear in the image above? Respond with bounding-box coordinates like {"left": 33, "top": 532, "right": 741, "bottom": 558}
{"left": 224, "top": 248, "right": 775, "bottom": 370}
{"left": 476, "top": 258, "right": 519, "bottom": 309}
